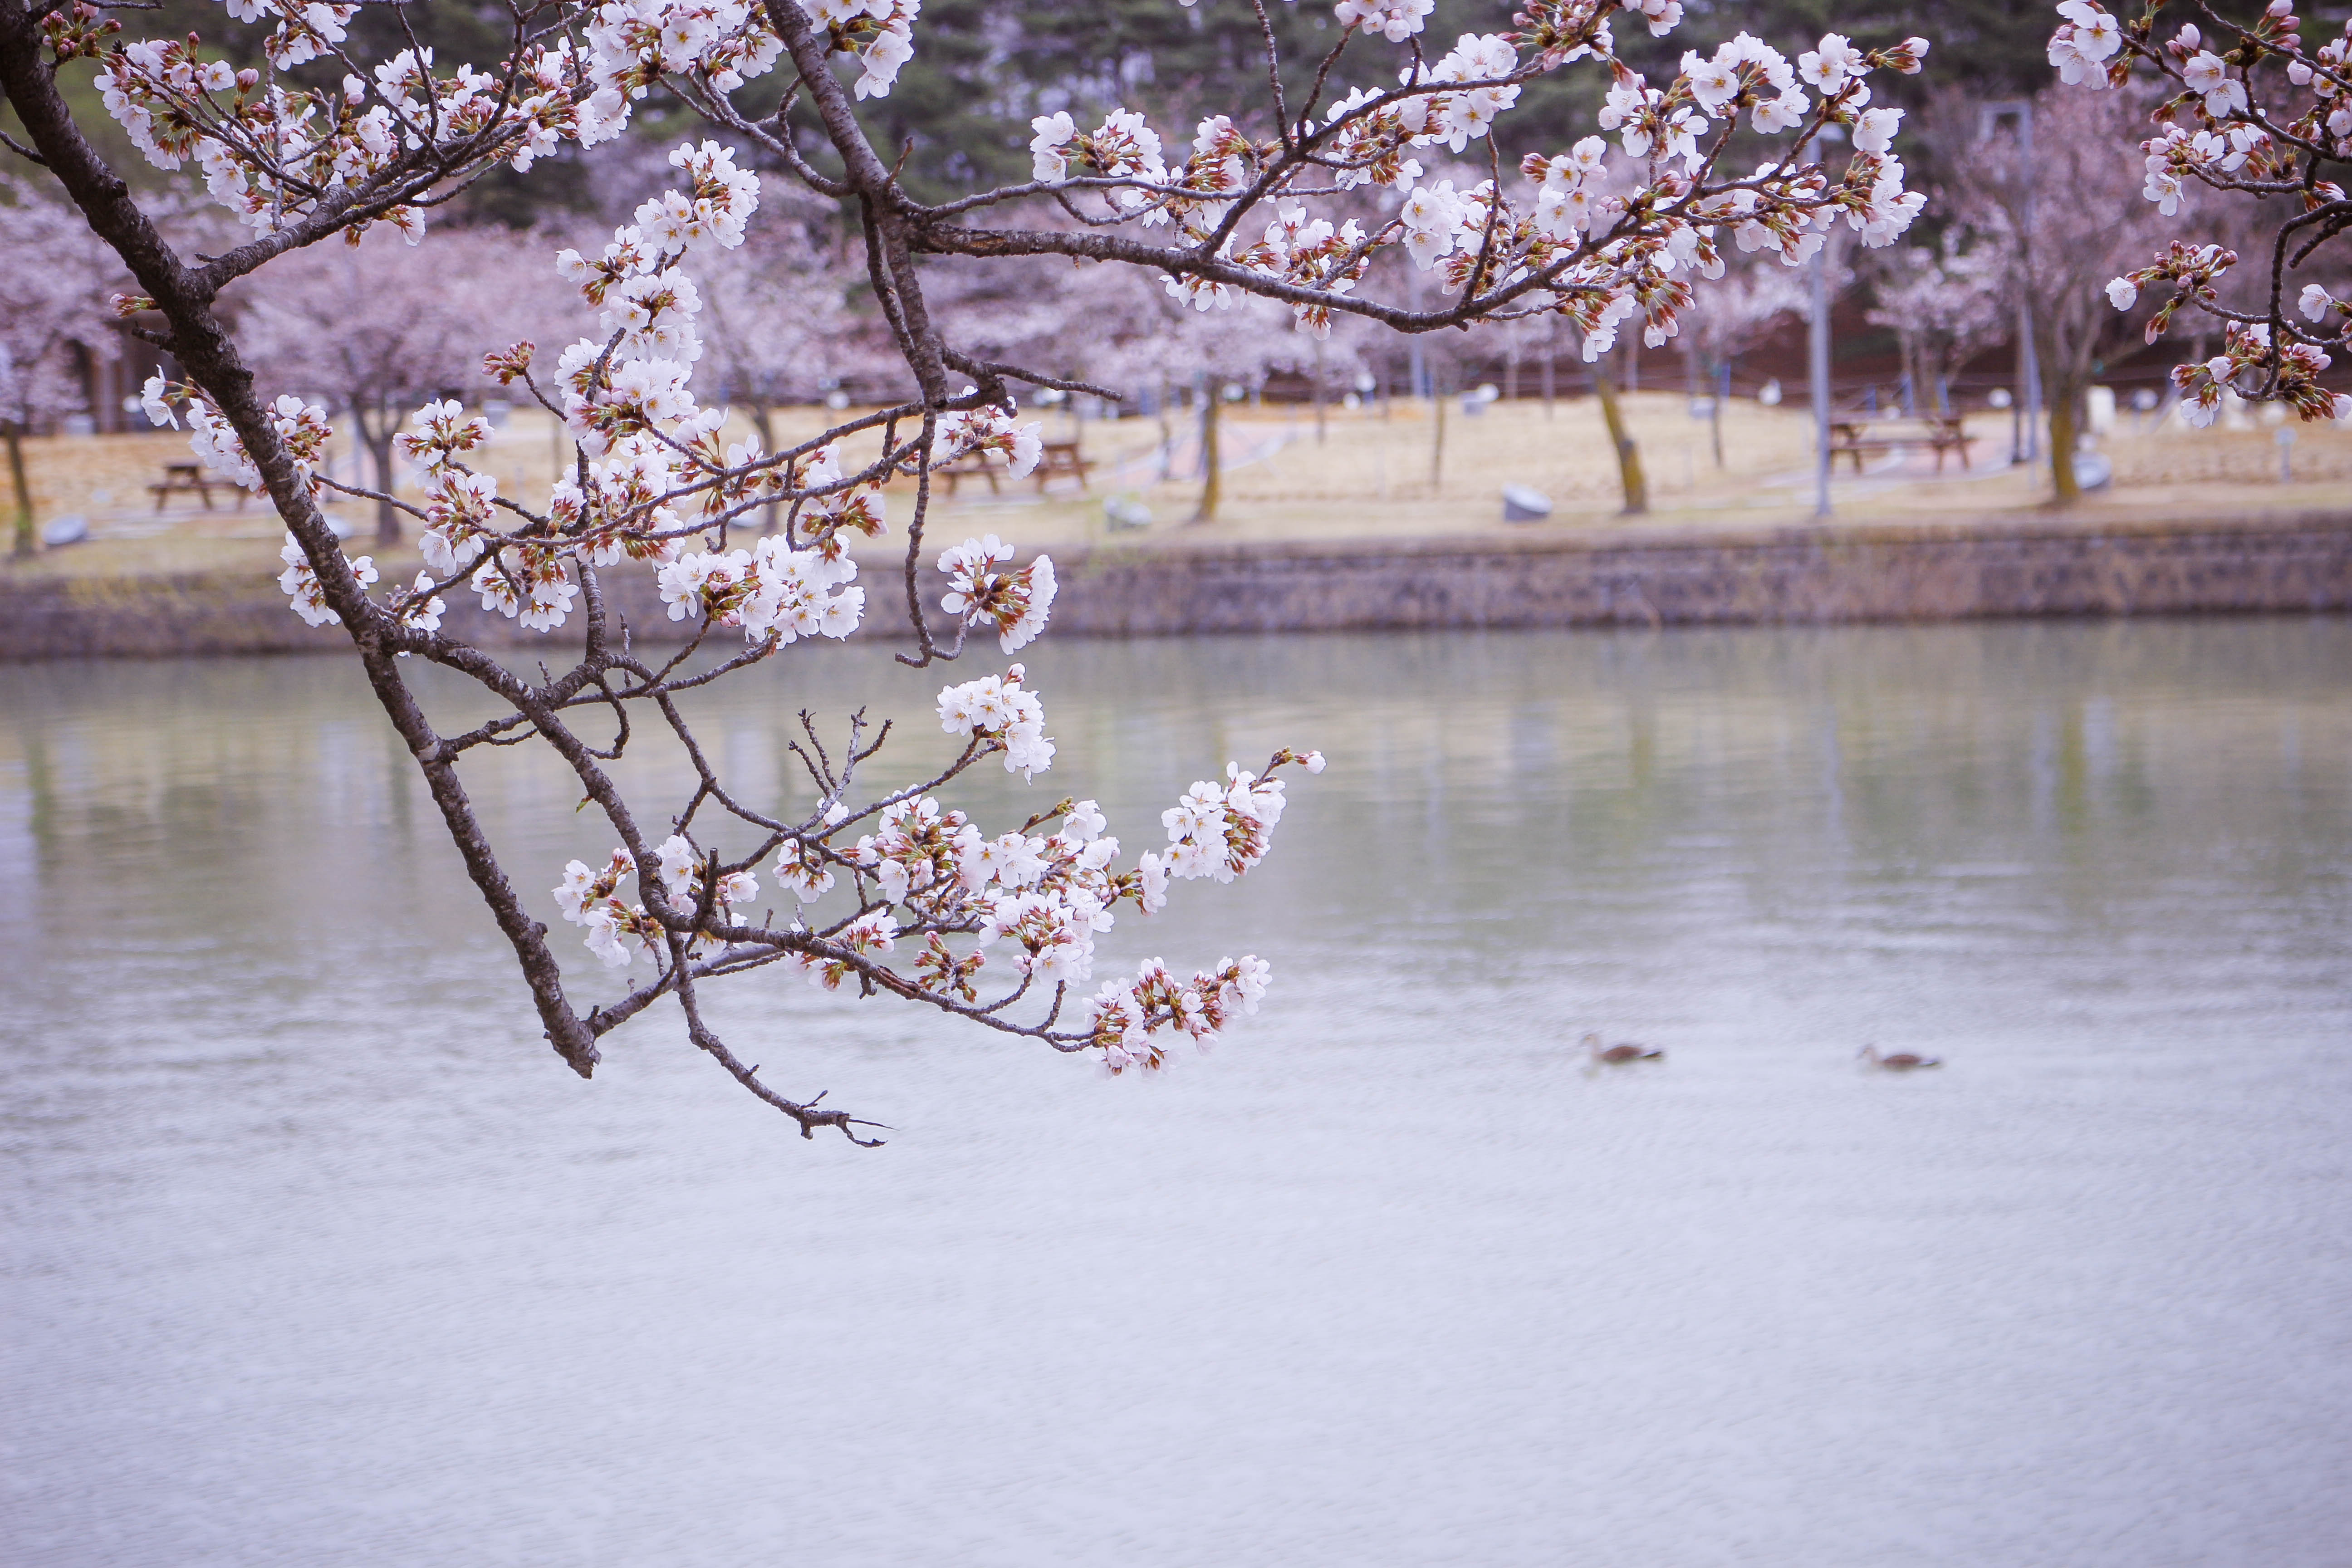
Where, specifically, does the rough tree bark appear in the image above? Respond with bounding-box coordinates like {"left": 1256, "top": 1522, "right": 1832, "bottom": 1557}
{"left": 6, "top": 421, "right": 31, "bottom": 558}
{"left": 1592, "top": 353, "right": 1648, "bottom": 515}
{"left": 1192, "top": 384, "right": 1220, "bottom": 524}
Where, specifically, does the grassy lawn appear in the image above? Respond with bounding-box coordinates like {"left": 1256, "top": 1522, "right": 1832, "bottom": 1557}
{"left": 10, "top": 392, "right": 2351, "bottom": 587}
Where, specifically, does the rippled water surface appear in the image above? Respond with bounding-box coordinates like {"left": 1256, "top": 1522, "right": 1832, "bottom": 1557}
{"left": 3, "top": 621, "right": 2349, "bottom": 1567}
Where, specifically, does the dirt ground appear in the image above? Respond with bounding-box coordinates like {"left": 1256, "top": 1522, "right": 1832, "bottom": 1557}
{"left": 10, "top": 391, "right": 2351, "bottom": 584}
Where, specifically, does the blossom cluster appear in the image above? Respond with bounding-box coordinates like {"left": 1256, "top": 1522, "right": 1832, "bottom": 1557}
{"left": 1222, "top": 205, "right": 1374, "bottom": 333}
{"left": 2167, "top": 318, "right": 2344, "bottom": 426}
{"left": 99, "top": 34, "right": 542, "bottom": 243}
{"left": 1396, "top": 32, "right": 1524, "bottom": 157}
{"left": 937, "top": 534, "right": 1056, "bottom": 653}
{"left": 1161, "top": 761, "right": 1308, "bottom": 885}
{"left": 1084, "top": 955, "right": 1272, "bottom": 1076}
{"left": 429, "top": 142, "right": 897, "bottom": 639}
{"left": 1028, "top": 108, "right": 1178, "bottom": 210}
{"left": 836, "top": 796, "right": 1116, "bottom": 1003}
{"left": 543, "top": 728, "right": 1322, "bottom": 1078}
{"left": 552, "top": 833, "right": 760, "bottom": 970}
{"left": 582, "top": 0, "right": 784, "bottom": 126}
{"left": 808, "top": 0, "right": 921, "bottom": 100}
{"left": 83, "top": 0, "right": 877, "bottom": 245}
{"left": 277, "top": 534, "right": 377, "bottom": 629}
{"left": 554, "top": 848, "right": 663, "bottom": 969}
{"left": 794, "top": 442, "right": 891, "bottom": 544}
{"left": 930, "top": 400, "right": 1044, "bottom": 478}
{"left": 141, "top": 377, "right": 332, "bottom": 497}
{"left": 936, "top": 664, "right": 1057, "bottom": 779}
{"left": 1334, "top": 0, "right": 1436, "bottom": 47}
{"left": 655, "top": 534, "right": 867, "bottom": 644}
{"left": 1028, "top": 15, "right": 1926, "bottom": 366}
{"left": 400, "top": 395, "right": 581, "bottom": 633}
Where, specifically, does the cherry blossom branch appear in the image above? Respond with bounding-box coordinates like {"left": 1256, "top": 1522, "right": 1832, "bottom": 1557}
{"left": 10, "top": 0, "right": 1937, "bottom": 1131}
{"left": 2052, "top": 0, "right": 2352, "bottom": 420}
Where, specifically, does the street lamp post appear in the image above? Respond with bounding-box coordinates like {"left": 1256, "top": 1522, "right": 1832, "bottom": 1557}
{"left": 1807, "top": 122, "right": 1842, "bottom": 522}
{"left": 1810, "top": 241, "right": 1832, "bottom": 520}
{"left": 1980, "top": 101, "right": 2043, "bottom": 468}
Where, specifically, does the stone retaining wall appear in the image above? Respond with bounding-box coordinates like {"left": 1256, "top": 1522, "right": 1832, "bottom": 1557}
{"left": 4, "top": 511, "right": 2347, "bottom": 660}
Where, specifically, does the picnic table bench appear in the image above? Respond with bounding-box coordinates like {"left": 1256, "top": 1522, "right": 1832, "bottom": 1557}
{"left": 936, "top": 438, "right": 1093, "bottom": 497}
{"left": 1828, "top": 415, "right": 1973, "bottom": 474}
{"left": 149, "top": 461, "right": 247, "bottom": 512}
{"left": 1034, "top": 438, "right": 1092, "bottom": 489}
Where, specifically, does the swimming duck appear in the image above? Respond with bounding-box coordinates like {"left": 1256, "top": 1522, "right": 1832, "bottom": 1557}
{"left": 1581, "top": 1031, "right": 1664, "bottom": 1064}
{"left": 1859, "top": 1044, "right": 1941, "bottom": 1070}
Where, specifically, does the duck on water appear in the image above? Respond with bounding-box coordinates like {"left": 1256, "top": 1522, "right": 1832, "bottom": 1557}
{"left": 1858, "top": 1044, "right": 1942, "bottom": 1070}
{"left": 1580, "top": 1032, "right": 1664, "bottom": 1064}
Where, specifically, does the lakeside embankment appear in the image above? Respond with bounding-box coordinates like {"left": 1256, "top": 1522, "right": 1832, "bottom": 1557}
{"left": 3, "top": 510, "right": 2347, "bottom": 659}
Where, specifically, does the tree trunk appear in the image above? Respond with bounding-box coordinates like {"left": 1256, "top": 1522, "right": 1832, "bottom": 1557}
{"left": 349, "top": 400, "right": 401, "bottom": 545}
{"left": 1311, "top": 339, "right": 1327, "bottom": 445}
{"left": 1156, "top": 376, "right": 1174, "bottom": 480}
{"left": 1592, "top": 355, "right": 1647, "bottom": 514}
{"left": 6, "top": 422, "right": 33, "bottom": 559}
{"left": 370, "top": 425, "right": 401, "bottom": 544}
{"left": 1429, "top": 374, "right": 1446, "bottom": 492}
{"left": 2047, "top": 384, "right": 2080, "bottom": 507}
{"left": 750, "top": 402, "right": 779, "bottom": 530}
{"left": 1709, "top": 358, "right": 1725, "bottom": 469}
{"left": 1191, "top": 385, "right": 1220, "bottom": 524}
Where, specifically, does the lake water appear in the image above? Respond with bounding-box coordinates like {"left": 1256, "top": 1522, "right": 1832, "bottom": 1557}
{"left": 2, "top": 620, "right": 2348, "bottom": 1567}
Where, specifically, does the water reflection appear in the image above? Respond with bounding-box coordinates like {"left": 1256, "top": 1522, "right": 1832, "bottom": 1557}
{"left": 2, "top": 621, "right": 2348, "bottom": 1567}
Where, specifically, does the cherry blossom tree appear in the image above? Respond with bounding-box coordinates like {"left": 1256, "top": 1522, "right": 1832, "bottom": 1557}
{"left": 692, "top": 199, "right": 862, "bottom": 457}
{"left": 1862, "top": 237, "right": 2006, "bottom": 419}
{"left": 930, "top": 250, "right": 1369, "bottom": 519}
{"left": 2047, "top": 0, "right": 2352, "bottom": 432}
{"left": 0, "top": 170, "right": 122, "bottom": 555}
{"left": 1108, "top": 280, "right": 1303, "bottom": 522}
{"left": 1950, "top": 82, "right": 2180, "bottom": 501}
{"left": 0, "top": 0, "right": 1931, "bottom": 1138}
{"left": 237, "top": 224, "right": 566, "bottom": 543}
{"left": 1579, "top": 338, "right": 1648, "bottom": 511}
{"left": 1679, "top": 258, "right": 1807, "bottom": 463}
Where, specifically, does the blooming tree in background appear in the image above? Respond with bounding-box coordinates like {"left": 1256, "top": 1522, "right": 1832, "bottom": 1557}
{"left": 1938, "top": 85, "right": 2181, "bottom": 501}
{"left": 1111, "top": 281, "right": 1308, "bottom": 521}
{"left": 238, "top": 225, "right": 571, "bottom": 543}
{"left": 0, "top": 171, "right": 123, "bottom": 556}
{"left": 1679, "top": 259, "right": 1810, "bottom": 465}
{"left": 1862, "top": 238, "right": 2006, "bottom": 420}
{"left": 691, "top": 199, "right": 862, "bottom": 456}
{"left": 2049, "top": 0, "right": 2352, "bottom": 431}
{"left": 0, "top": 0, "right": 1931, "bottom": 1138}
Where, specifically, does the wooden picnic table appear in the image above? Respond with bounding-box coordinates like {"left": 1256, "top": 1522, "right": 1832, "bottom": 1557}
{"left": 1828, "top": 414, "right": 1973, "bottom": 474}
{"left": 149, "top": 461, "right": 247, "bottom": 512}
{"left": 1035, "top": 438, "right": 1093, "bottom": 490}
{"left": 935, "top": 438, "right": 1094, "bottom": 498}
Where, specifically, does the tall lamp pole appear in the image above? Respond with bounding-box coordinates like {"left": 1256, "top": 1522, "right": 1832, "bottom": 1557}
{"left": 1808, "top": 122, "right": 1842, "bottom": 521}
{"left": 1810, "top": 241, "right": 1832, "bottom": 519}
{"left": 1981, "top": 100, "right": 2042, "bottom": 467}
